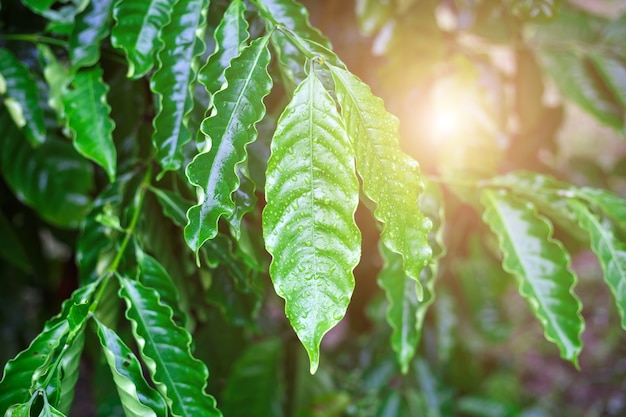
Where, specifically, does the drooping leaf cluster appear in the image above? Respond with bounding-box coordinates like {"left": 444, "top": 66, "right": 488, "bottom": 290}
{"left": 1, "top": 0, "right": 626, "bottom": 415}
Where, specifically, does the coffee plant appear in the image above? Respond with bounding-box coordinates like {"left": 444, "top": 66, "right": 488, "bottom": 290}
{"left": 1, "top": 0, "right": 626, "bottom": 415}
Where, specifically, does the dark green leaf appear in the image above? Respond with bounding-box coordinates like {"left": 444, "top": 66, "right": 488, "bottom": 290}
{"left": 0, "top": 107, "right": 94, "bottom": 229}
{"left": 569, "top": 199, "right": 626, "bottom": 329}
{"left": 150, "top": 0, "right": 210, "bottom": 174}
{"left": 149, "top": 187, "right": 192, "bottom": 227}
{"left": 62, "top": 65, "right": 117, "bottom": 182}
{"left": 111, "top": 0, "right": 179, "bottom": 78}
{"left": 262, "top": 69, "right": 360, "bottom": 373}
{"left": 330, "top": 64, "right": 432, "bottom": 299}
{"left": 95, "top": 319, "right": 168, "bottom": 417}
{"left": 226, "top": 169, "right": 258, "bottom": 240}
{"left": 119, "top": 277, "right": 221, "bottom": 417}
{"left": 0, "top": 48, "right": 46, "bottom": 146}
{"left": 221, "top": 340, "right": 284, "bottom": 417}
{"left": 69, "top": 0, "right": 115, "bottom": 69}
{"left": 0, "top": 210, "right": 32, "bottom": 273}
{"left": 481, "top": 190, "right": 584, "bottom": 365}
{"left": 185, "top": 35, "right": 272, "bottom": 254}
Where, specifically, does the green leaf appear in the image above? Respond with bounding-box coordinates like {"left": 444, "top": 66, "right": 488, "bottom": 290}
{"left": 481, "top": 190, "right": 584, "bottom": 365}
{"left": 576, "top": 187, "right": 626, "bottom": 235}
{"left": 137, "top": 251, "right": 188, "bottom": 328}
{"left": 355, "top": 0, "right": 393, "bottom": 36}
{"left": 262, "top": 69, "right": 361, "bottom": 374}
{"left": 0, "top": 210, "right": 32, "bottom": 274}
{"left": 37, "top": 45, "right": 69, "bottom": 123}
{"left": 226, "top": 169, "right": 258, "bottom": 240}
{"left": 6, "top": 401, "right": 33, "bottom": 417}
{"left": 39, "top": 398, "right": 66, "bottom": 417}
{"left": 69, "top": 0, "right": 115, "bottom": 69}
{"left": 377, "top": 243, "right": 419, "bottom": 374}
{"left": 568, "top": 199, "right": 626, "bottom": 329}
{"left": 197, "top": 0, "right": 249, "bottom": 97}
{"left": 0, "top": 48, "right": 46, "bottom": 146}
{"left": 150, "top": 0, "right": 210, "bottom": 174}
{"left": 62, "top": 65, "right": 117, "bottom": 182}
{"left": 0, "top": 320, "right": 69, "bottom": 413}
{"left": 110, "top": 0, "right": 178, "bottom": 78}
{"left": 53, "top": 331, "right": 84, "bottom": 415}
{"left": 95, "top": 319, "right": 168, "bottom": 417}
{"left": 185, "top": 35, "right": 272, "bottom": 254}
{"left": 221, "top": 339, "right": 284, "bottom": 417}
{"left": 512, "top": 0, "right": 561, "bottom": 20}
{"left": 119, "top": 277, "right": 221, "bottom": 417}
{"left": 0, "top": 107, "right": 94, "bottom": 229}
{"left": 149, "top": 187, "right": 192, "bottom": 227}
{"left": 329, "top": 64, "right": 432, "bottom": 299}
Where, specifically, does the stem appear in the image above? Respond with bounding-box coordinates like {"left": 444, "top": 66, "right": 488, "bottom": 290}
{"left": 0, "top": 34, "right": 67, "bottom": 47}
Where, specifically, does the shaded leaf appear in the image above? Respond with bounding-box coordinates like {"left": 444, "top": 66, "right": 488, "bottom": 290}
{"left": 262, "top": 70, "right": 360, "bottom": 373}
{"left": 0, "top": 107, "right": 93, "bottom": 229}
{"left": 481, "top": 190, "right": 584, "bottom": 365}
{"left": 150, "top": 0, "right": 210, "bottom": 174}
{"left": 226, "top": 169, "right": 258, "bottom": 240}
{"left": 569, "top": 199, "right": 626, "bottom": 329}
{"left": 95, "top": 319, "right": 167, "bottom": 417}
{"left": 149, "top": 187, "right": 192, "bottom": 227}
{"left": 69, "top": 0, "right": 115, "bottom": 69}
{"left": 53, "top": 330, "right": 84, "bottom": 414}
{"left": 111, "top": 0, "right": 179, "bottom": 78}
{"left": 62, "top": 65, "right": 117, "bottom": 182}
{"left": 37, "top": 44, "right": 69, "bottom": 123}
{"left": 221, "top": 340, "right": 284, "bottom": 417}
{"left": 185, "top": 35, "right": 272, "bottom": 254}
{"left": 119, "top": 277, "right": 221, "bottom": 417}
{"left": 0, "top": 48, "right": 46, "bottom": 146}
{"left": 330, "top": 64, "right": 432, "bottom": 299}
{"left": 0, "top": 210, "right": 32, "bottom": 274}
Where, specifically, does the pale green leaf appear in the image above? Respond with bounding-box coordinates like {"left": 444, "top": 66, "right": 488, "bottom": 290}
{"left": 37, "top": 45, "right": 69, "bottom": 123}
{"left": 481, "top": 190, "right": 584, "bottom": 365}
{"left": 119, "top": 277, "right": 221, "bottom": 417}
{"left": 569, "top": 199, "right": 626, "bottom": 329}
{"left": 95, "top": 319, "right": 167, "bottom": 417}
{"left": 111, "top": 0, "right": 179, "bottom": 78}
{"left": 262, "top": 70, "right": 361, "bottom": 373}
{"left": 330, "top": 64, "right": 432, "bottom": 299}
{"left": 355, "top": 0, "right": 393, "bottom": 36}
{"left": 377, "top": 181, "right": 445, "bottom": 374}
{"left": 150, "top": 0, "right": 210, "bottom": 174}
{"left": 0, "top": 48, "right": 46, "bottom": 146}
{"left": 53, "top": 330, "right": 84, "bottom": 415}
{"left": 185, "top": 35, "right": 272, "bottom": 253}
{"left": 62, "top": 65, "right": 117, "bottom": 182}
{"left": 0, "top": 107, "right": 93, "bottom": 229}
{"left": 576, "top": 187, "right": 626, "bottom": 234}
{"left": 198, "top": 0, "right": 249, "bottom": 97}
{"left": 39, "top": 398, "right": 66, "bottom": 417}
{"left": 5, "top": 401, "right": 33, "bottom": 417}
{"left": 69, "top": 0, "right": 115, "bottom": 69}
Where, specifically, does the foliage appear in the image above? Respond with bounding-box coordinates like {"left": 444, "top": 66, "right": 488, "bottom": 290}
{"left": 1, "top": 0, "right": 626, "bottom": 416}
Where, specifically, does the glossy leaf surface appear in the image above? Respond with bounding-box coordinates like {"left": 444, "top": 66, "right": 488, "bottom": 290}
{"left": 330, "top": 64, "right": 432, "bottom": 299}
{"left": 0, "top": 107, "right": 93, "bottom": 229}
{"left": 197, "top": 0, "right": 248, "bottom": 97}
{"left": 119, "top": 277, "right": 221, "bottom": 417}
{"left": 569, "top": 199, "right": 626, "bottom": 329}
{"left": 263, "top": 70, "right": 360, "bottom": 373}
{"left": 481, "top": 190, "right": 584, "bottom": 365}
{"left": 0, "top": 320, "right": 69, "bottom": 413}
{"left": 69, "top": 0, "right": 114, "bottom": 69}
{"left": 150, "top": 187, "right": 192, "bottom": 227}
{"left": 150, "top": 0, "right": 209, "bottom": 174}
{"left": 96, "top": 319, "right": 167, "bottom": 417}
{"left": 185, "top": 35, "right": 272, "bottom": 254}
{"left": 0, "top": 48, "right": 46, "bottom": 146}
{"left": 62, "top": 65, "right": 117, "bottom": 182}
{"left": 111, "top": 0, "right": 179, "bottom": 78}
{"left": 576, "top": 187, "right": 626, "bottom": 235}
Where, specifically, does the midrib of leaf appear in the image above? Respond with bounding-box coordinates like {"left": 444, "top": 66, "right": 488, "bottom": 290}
{"left": 307, "top": 69, "right": 317, "bottom": 280}
{"left": 122, "top": 286, "right": 188, "bottom": 416}
{"left": 485, "top": 192, "right": 564, "bottom": 339}
{"left": 569, "top": 199, "right": 626, "bottom": 328}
